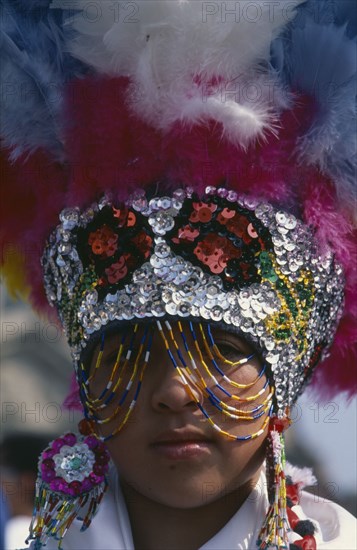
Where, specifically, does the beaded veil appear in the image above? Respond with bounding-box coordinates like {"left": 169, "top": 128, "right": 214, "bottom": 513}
{"left": 1, "top": 1, "right": 356, "bottom": 549}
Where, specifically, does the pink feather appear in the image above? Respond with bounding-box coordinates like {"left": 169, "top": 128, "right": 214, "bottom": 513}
{"left": 63, "top": 373, "right": 83, "bottom": 412}
{"left": 64, "top": 77, "right": 316, "bottom": 209}
{"left": 0, "top": 149, "right": 67, "bottom": 313}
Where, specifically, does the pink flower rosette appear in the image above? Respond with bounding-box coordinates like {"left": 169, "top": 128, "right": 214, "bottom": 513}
{"left": 39, "top": 432, "right": 110, "bottom": 497}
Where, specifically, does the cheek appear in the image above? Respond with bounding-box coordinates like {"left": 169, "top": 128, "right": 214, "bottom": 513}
{"left": 204, "top": 436, "right": 268, "bottom": 503}
{"left": 85, "top": 329, "right": 156, "bottom": 437}
{"left": 85, "top": 361, "right": 144, "bottom": 440}
{"left": 201, "top": 364, "right": 272, "bottom": 439}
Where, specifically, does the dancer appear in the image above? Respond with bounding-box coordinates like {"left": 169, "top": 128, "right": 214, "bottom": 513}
{"left": 1, "top": 1, "right": 356, "bottom": 548}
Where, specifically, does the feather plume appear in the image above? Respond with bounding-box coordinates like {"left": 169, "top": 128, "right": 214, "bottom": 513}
{"left": 272, "top": 0, "right": 357, "bottom": 209}
{"left": 0, "top": 0, "right": 86, "bottom": 160}
{"left": 290, "top": 0, "right": 357, "bottom": 38}
{"left": 57, "top": 0, "right": 305, "bottom": 147}
{"left": 334, "top": 0, "right": 357, "bottom": 37}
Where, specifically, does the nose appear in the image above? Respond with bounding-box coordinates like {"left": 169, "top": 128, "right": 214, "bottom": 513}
{"left": 151, "top": 362, "right": 203, "bottom": 413}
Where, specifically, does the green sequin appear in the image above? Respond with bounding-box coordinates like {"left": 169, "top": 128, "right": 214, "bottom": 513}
{"left": 69, "top": 457, "right": 82, "bottom": 470}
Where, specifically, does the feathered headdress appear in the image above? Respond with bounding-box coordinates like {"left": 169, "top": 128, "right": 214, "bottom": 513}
{"left": 1, "top": 1, "right": 356, "bottom": 548}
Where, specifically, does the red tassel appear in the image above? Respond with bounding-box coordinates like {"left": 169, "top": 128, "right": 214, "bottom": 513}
{"left": 286, "top": 483, "right": 300, "bottom": 506}
{"left": 293, "top": 535, "right": 317, "bottom": 550}
{"left": 287, "top": 507, "right": 300, "bottom": 530}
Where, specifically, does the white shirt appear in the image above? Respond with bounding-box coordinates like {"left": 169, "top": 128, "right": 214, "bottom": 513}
{"left": 21, "top": 468, "right": 356, "bottom": 550}
{"left": 5, "top": 515, "right": 32, "bottom": 550}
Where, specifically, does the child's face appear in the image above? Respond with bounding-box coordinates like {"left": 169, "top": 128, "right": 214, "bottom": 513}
{"left": 87, "top": 323, "right": 271, "bottom": 509}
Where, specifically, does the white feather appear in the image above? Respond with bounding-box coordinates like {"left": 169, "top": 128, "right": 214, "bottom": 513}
{"left": 55, "top": 0, "right": 305, "bottom": 147}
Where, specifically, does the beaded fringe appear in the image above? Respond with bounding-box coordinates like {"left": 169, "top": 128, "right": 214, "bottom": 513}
{"left": 257, "top": 429, "right": 289, "bottom": 549}
{"left": 26, "top": 477, "right": 107, "bottom": 549}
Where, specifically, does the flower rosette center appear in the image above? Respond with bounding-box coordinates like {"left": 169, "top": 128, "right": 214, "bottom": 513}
{"left": 54, "top": 443, "right": 95, "bottom": 483}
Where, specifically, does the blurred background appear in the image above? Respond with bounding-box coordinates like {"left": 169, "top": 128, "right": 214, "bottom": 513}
{"left": 1, "top": 285, "right": 356, "bottom": 547}
{"left": 0, "top": 287, "right": 81, "bottom": 549}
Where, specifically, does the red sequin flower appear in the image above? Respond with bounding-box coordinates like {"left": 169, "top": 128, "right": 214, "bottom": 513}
{"left": 194, "top": 234, "right": 241, "bottom": 274}
{"left": 171, "top": 198, "right": 266, "bottom": 286}
{"left": 175, "top": 225, "right": 200, "bottom": 242}
{"left": 105, "top": 256, "right": 128, "bottom": 284}
{"left": 112, "top": 206, "right": 136, "bottom": 228}
{"left": 131, "top": 231, "right": 153, "bottom": 259}
{"left": 85, "top": 204, "right": 155, "bottom": 288}
{"left": 217, "top": 210, "right": 258, "bottom": 244}
{"left": 88, "top": 225, "right": 118, "bottom": 258}
{"left": 189, "top": 201, "right": 217, "bottom": 223}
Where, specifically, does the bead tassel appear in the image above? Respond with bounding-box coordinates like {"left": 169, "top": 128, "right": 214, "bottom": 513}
{"left": 257, "top": 425, "right": 290, "bottom": 549}
{"left": 27, "top": 479, "right": 107, "bottom": 549}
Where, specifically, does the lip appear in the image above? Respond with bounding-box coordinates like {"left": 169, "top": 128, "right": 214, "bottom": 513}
{"left": 150, "top": 429, "right": 213, "bottom": 460}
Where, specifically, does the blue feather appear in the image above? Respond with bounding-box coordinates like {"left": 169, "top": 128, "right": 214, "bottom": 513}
{"left": 7, "top": 1, "right": 53, "bottom": 10}
{"left": 333, "top": 0, "right": 357, "bottom": 37}
{"left": 0, "top": 0, "right": 87, "bottom": 160}
{"left": 286, "top": 0, "right": 356, "bottom": 36}
{"left": 271, "top": 0, "right": 357, "bottom": 204}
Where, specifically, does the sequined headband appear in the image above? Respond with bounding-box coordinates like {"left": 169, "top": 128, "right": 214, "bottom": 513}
{"left": 42, "top": 187, "right": 344, "bottom": 411}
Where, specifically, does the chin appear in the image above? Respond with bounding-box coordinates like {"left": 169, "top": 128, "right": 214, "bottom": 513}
{"left": 148, "top": 489, "right": 219, "bottom": 509}
{"left": 136, "top": 473, "right": 225, "bottom": 509}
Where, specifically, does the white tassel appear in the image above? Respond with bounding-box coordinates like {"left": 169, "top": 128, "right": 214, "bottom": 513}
{"left": 285, "top": 463, "right": 317, "bottom": 488}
